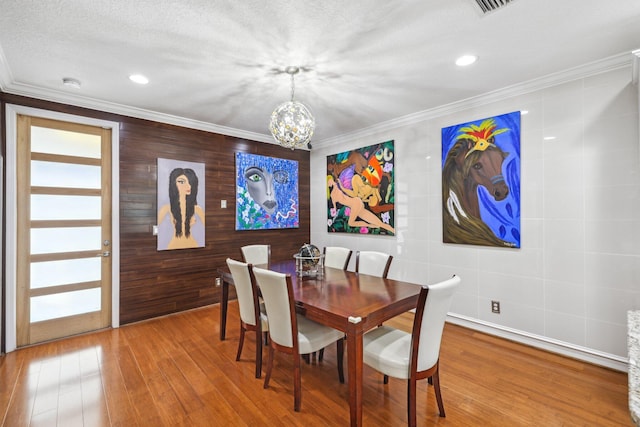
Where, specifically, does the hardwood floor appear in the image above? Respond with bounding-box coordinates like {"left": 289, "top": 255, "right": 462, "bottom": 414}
{"left": 0, "top": 302, "right": 632, "bottom": 426}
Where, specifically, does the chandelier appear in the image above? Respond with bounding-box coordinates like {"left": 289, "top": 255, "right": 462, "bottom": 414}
{"left": 269, "top": 66, "right": 315, "bottom": 150}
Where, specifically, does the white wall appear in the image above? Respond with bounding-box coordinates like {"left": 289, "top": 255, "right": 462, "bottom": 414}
{"left": 310, "top": 60, "right": 639, "bottom": 370}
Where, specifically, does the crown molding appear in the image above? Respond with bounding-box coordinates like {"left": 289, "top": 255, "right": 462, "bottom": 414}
{"left": 0, "top": 79, "right": 275, "bottom": 144}
{"left": 1, "top": 50, "right": 635, "bottom": 148}
{"left": 315, "top": 51, "right": 635, "bottom": 149}
{"left": 0, "top": 44, "right": 14, "bottom": 90}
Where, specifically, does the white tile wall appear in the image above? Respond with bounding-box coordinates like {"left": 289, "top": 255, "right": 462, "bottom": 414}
{"left": 310, "top": 64, "right": 640, "bottom": 360}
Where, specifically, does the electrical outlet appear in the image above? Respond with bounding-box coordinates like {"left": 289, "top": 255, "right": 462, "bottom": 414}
{"left": 215, "top": 277, "right": 221, "bottom": 287}
{"left": 491, "top": 300, "right": 501, "bottom": 314}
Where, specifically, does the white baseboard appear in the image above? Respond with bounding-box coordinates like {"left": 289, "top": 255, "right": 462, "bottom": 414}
{"left": 446, "top": 314, "right": 629, "bottom": 373}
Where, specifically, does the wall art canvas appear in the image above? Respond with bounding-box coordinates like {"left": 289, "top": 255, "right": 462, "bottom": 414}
{"left": 442, "top": 111, "right": 521, "bottom": 248}
{"left": 326, "top": 140, "right": 395, "bottom": 236}
{"left": 235, "top": 152, "right": 299, "bottom": 230}
{"left": 157, "top": 158, "right": 206, "bottom": 250}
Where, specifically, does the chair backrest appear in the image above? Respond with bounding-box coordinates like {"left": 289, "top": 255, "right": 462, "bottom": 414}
{"left": 355, "top": 250, "right": 393, "bottom": 278}
{"left": 323, "top": 246, "right": 352, "bottom": 270}
{"left": 252, "top": 267, "right": 297, "bottom": 349}
{"left": 226, "top": 258, "right": 260, "bottom": 326}
{"left": 241, "top": 244, "right": 270, "bottom": 265}
{"left": 411, "top": 275, "right": 461, "bottom": 373}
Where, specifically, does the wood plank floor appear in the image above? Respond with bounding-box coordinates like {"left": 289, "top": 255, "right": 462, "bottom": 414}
{"left": 0, "top": 302, "right": 632, "bottom": 426}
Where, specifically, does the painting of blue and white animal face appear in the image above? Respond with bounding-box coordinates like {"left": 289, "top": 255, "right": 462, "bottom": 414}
{"left": 235, "top": 152, "right": 299, "bottom": 230}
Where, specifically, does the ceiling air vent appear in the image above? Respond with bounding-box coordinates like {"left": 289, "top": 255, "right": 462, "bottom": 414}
{"left": 474, "top": 0, "right": 513, "bottom": 14}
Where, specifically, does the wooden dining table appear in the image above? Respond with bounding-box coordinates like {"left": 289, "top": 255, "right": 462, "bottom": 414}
{"left": 217, "top": 259, "right": 421, "bottom": 427}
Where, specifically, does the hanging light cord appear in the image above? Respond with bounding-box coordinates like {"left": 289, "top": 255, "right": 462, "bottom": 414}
{"left": 290, "top": 72, "right": 295, "bottom": 102}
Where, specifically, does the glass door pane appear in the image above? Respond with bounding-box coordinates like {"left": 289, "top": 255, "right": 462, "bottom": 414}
{"left": 31, "top": 195, "right": 102, "bottom": 220}
{"left": 31, "top": 227, "right": 101, "bottom": 254}
{"left": 31, "top": 289, "right": 101, "bottom": 322}
{"left": 31, "top": 258, "right": 102, "bottom": 289}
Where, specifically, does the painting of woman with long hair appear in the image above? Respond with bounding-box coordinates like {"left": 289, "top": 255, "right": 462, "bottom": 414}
{"left": 157, "top": 159, "right": 205, "bottom": 250}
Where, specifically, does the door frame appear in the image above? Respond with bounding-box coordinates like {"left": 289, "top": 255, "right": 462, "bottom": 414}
{"left": 5, "top": 104, "right": 120, "bottom": 352}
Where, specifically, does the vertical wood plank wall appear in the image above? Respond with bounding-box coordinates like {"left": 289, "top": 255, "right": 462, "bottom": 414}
{"left": 1, "top": 93, "right": 311, "bottom": 325}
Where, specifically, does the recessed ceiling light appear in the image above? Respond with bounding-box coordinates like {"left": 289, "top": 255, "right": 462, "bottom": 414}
{"left": 544, "top": 136, "right": 556, "bottom": 140}
{"left": 62, "top": 77, "right": 81, "bottom": 88}
{"left": 455, "top": 55, "right": 478, "bottom": 66}
{"left": 521, "top": 110, "right": 529, "bottom": 115}
{"left": 129, "top": 74, "right": 149, "bottom": 85}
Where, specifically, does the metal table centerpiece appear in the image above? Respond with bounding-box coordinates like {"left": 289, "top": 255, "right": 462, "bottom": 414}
{"left": 293, "top": 243, "right": 324, "bottom": 277}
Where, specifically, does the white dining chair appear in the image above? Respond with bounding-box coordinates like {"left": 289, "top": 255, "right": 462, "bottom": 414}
{"left": 323, "top": 246, "right": 352, "bottom": 270}
{"left": 363, "top": 275, "right": 461, "bottom": 426}
{"left": 226, "top": 258, "right": 269, "bottom": 378}
{"left": 252, "top": 266, "right": 345, "bottom": 412}
{"left": 241, "top": 244, "right": 270, "bottom": 265}
{"left": 355, "top": 250, "right": 393, "bottom": 278}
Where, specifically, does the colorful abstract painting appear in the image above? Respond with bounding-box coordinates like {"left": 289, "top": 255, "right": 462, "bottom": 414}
{"left": 235, "top": 153, "right": 299, "bottom": 230}
{"left": 442, "top": 111, "right": 521, "bottom": 248}
{"left": 326, "top": 140, "right": 395, "bottom": 236}
{"left": 157, "top": 158, "right": 205, "bottom": 250}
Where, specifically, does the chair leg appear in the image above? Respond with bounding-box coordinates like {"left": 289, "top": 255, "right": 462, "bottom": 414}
{"left": 336, "top": 339, "right": 344, "bottom": 383}
{"left": 264, "top": 345, "right": 274, "bottom": 390}
{"left": 306, "top": 352, "right": 320, "bottom": 364}
{"left": 432, "top": 367, "right": 446, "bottom": 417}
{"left": 293, "top": 354, "right": 302, "bottom": 411}
{"left": 254, "top": 329, "right": 262, "bottom": 378}
{"left": 407, "top": 378, "right": 417, "bottom": 427}
{"left": 236, "top": 323, "right": 245, "bottom": 361}
{"left": 318, "top": 348, "right": 325, "bottom": 362}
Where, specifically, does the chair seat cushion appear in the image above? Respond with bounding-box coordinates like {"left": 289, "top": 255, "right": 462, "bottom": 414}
{"left": 296, "top": 314, "right": 344, "bottom": 355}
{"left": 363, "top": 326, "right": 411, "bottom": 379}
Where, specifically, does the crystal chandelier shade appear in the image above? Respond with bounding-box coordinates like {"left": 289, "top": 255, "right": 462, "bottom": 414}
{"left": 269, "top": 66, "right": 315, "bottom": 150}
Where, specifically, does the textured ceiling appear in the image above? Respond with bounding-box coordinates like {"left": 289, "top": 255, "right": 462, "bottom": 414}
{"left": 1, "top": 0, "right": 639, "bottom": 146}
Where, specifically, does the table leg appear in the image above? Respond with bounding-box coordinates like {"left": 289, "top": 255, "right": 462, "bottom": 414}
{"left": 346, "top": 325, "right": 364, "bottom": 426}
{"left": 220, "top": 279, "right": 228, "bottom": 340}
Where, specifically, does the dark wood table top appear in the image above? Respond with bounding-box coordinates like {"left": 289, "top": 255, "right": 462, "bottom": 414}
{"left": 232, "top": 259, "right": 422, "bottom": 333}
{"left": 217, "top": 258, "right": 422, "bottom": 426}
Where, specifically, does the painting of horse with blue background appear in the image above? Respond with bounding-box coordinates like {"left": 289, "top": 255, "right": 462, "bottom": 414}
{"left": 441, "top": 111, "right": 521, "bottom": 248}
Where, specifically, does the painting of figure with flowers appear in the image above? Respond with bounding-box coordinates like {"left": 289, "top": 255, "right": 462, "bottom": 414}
{"left": 326, "top": 140, "right": 395, "bottom": 235}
